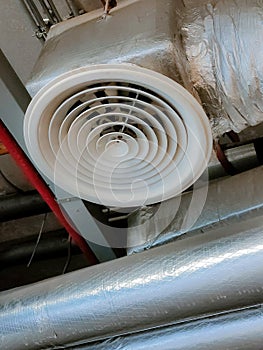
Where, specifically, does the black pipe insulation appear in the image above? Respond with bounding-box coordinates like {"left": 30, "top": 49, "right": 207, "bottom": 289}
{"left": 0, "top": 191, "right": 50, "bottom": 222}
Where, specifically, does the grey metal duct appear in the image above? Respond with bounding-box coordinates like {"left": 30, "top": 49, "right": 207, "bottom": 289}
{"left": 78, "top": 305, "right": 263, "bottom": 350}
{"left": 1, "top": 213, "right": 263, "bottom": 349}
{"left": 26, "top": 0, "right": 184, "bottom": 96}
{"left": 27, "top": 0, "right": 263, "bottom": 136}
{"left": 128, "top": 165, "right": 263, "bottom": 253}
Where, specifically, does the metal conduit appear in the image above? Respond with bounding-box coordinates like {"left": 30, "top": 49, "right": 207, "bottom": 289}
{"left": 45, "top": 0, "right": 62, "bottom": 22}
{"left": 1, "top": 214, "right": 263, "bottom": 349}
{"left": 38, "top": 0, "right": 55, "bottom": 25}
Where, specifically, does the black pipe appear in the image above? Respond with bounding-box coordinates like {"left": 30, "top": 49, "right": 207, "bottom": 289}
{"left": 0, "top": 229, "right": 88, "bottom": 292}
{"left": 0, "top": 229, "right": 80, "bottom": 268}
{"left": 254, "top": 137, "right": 263, "bottom": 165}
{"left": 0, "top": 191, "right": 50, "bottom": 222}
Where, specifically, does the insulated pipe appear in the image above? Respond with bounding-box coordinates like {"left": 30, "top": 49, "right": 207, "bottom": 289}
{"left": 78, "top": 306, "right": 263, "bottom": 350}
{"left": 0, "top": 229, "right": 79, "bottom": 267}
{"left": 0, "top": 121, "right": 98, "bottom": 265}
{"left": 0, "top": 191, "right": 50, "bottom": 222}
{"left": 128, "top": 165, "right": 263, "bottom": 253}
{"left": 1, "top": 215, "right": 263, "bottom": 349}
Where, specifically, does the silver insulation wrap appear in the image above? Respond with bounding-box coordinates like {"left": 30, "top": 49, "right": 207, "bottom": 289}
{"left": 27, "top": 0, "right": 263, "bottom": 136}
{"left": 1, "top": 214, "right": 263, "bottom": 349}
{"left": 180, "top": 0, "right": 263, "bottom": 136}
{"left": 128, "top": 165, "right": 263, "bottom": 254}
{"left": 27, "top": 0, "right": 185, "bottom": 96}
{"left": 79, "top": 306, "right": 263, "bottom": 350}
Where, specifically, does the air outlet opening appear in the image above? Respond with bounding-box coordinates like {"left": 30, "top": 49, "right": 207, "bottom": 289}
{"left": 24, "top": 64, "right": 212, "bottom": 207}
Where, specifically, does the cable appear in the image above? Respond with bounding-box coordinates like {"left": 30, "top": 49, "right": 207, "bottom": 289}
{"left": 27, "top": 213, "right": 47, "bottom": 267}
{"left": 62, "top": 235, "right": 72, "bottom": 274}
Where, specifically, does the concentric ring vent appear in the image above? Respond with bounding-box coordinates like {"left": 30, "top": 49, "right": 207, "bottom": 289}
{"left": 24, "top": 64, "right": 212, "bottom": 207}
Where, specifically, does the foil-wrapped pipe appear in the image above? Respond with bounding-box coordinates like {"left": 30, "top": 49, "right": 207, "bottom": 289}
{"left": 79, "top": 305, "right": 263, "bottom": 350}
{"left": 128, "top": 165, "right": 263, "bottom": 254}
{"left": 1, "top": 215, "right": 263, "bottom": 349}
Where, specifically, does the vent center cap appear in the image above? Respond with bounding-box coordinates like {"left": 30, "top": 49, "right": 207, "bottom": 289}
{"left": 106, "top": 139, "right": 129, "bottom": 157}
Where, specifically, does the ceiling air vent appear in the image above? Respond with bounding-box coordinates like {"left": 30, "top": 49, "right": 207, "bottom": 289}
{"left": 24, "top": 64, "right": 212, "bottom": 207}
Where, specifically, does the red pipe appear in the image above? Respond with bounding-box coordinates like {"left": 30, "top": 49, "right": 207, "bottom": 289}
{"left": 0, "top": 120, "right": 98, "bottom": 265}
{"left": 213, "top": 139, "right": 238, "bottom": 176}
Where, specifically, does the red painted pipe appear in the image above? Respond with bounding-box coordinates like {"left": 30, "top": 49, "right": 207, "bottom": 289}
{"left": 213, "top": 139, "right": 238, "bottom": 176}
{"left": 0, "top": 120, "right": 98, "bottom": 265}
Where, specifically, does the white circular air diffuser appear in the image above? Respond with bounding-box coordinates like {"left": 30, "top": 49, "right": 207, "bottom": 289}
{"left": 24, "top": 64, "right": 212, "bottom": 207}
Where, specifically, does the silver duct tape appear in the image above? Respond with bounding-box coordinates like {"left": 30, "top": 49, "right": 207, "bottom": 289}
{"left": 78, "top": 306, "right": 263, "bottom": 350}
{"left": 128, "top": 165, "right": 263, "bottom": 254}
{"left": 179, "top": 0, "right": 263, "bottom": 136}
{"left": 1, "top": 215, "right": 263, "bottom": 349}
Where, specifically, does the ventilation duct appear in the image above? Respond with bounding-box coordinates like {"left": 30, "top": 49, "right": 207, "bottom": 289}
{"left": 26, "top": 0, "right": 263, "bottom": 135}
{"left": 23, "top": 0, "right": 263, "bottom": 208}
